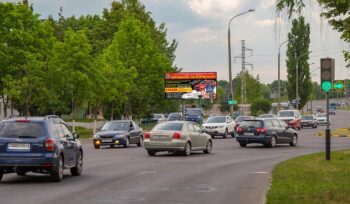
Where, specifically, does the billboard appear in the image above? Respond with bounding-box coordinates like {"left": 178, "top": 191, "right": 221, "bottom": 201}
{"left": 165, "top": 72, "right": 217, "bottom": 99}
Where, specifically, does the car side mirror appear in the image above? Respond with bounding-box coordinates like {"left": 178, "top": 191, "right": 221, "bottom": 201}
{"left": 73, "top": 132, "right": 80, "bottom": 139}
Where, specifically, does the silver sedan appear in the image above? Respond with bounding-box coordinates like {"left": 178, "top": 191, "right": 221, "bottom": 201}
{"left": 144, "top": 121, "right": 213, "bottom": 156}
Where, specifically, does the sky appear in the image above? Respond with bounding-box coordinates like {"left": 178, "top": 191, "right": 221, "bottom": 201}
{"left": 3, "top": 0, "right": 349, "bottom": 84}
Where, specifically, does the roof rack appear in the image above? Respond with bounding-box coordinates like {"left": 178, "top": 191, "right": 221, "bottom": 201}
{"left": 44, "top": 115, "right": 60, "bottom": 119}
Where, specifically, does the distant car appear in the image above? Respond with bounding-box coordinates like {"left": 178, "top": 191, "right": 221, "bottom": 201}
{"left": 257, "top": 114, "right": 277, "bottom": 119}
{"left": 167, "top": 112, "right": 182, "bottom": 121}
{"left": 316, "top": 113, "right": 328, "bottom": 126}
{"left": 93, "top": 120, "right": 143, "bottom": 149}
{"left": 316, "top": 106, "right": 325, "bottom": 113}
{"left": 202, "top": 116, "right": 236, "bottom": 139}
{"left": 277, "top": 110, "right": 302, "bottom": 130}
{"left": 153, "top": 114, "right": 166, "bottom": 123}
{"left": 185, "top": 108, "right": 203, "bottom": 124}
{"left": 301, "top": 115, "right": 317, "bottom": 128}
{"left": 235, "top": 119, "right": 298, "bottom": 147}
{"left": 0, "top": 115, "right": 83, "bottom": 182}
{"left": 234, "top": 116, "right": 255, "bottom": 131}
{"left": 329, "top": 108, "right": 336, "bottom": 115}
{"left": 144, "top": 121, "right": 213, "bottom": 156}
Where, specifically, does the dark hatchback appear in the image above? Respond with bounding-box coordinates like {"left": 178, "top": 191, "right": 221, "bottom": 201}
{"left": 301, "top": 115, "right": 317, "bottom": 128}
{"left": 0, "top": 116, "right": 83, "bottom": 182}
{"left": 93, "top": 120, "right": 143, "bottom": 149}
{"left": 235, "top": 119, "right": 298, "bottom": 147}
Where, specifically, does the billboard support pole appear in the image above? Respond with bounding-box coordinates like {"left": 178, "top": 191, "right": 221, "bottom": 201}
{"left": 182, "top": 99, "right": 185, "bottom": 121}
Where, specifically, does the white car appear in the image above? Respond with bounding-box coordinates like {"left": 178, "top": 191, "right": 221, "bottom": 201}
{"left": 202, "top": 116, "right": 236, "bottom": 139}
{"left": 316, "top": 113, "right": 328, "bottom": 126}
{"left": 153, "top": 114, "right": 166, "bottom": 123}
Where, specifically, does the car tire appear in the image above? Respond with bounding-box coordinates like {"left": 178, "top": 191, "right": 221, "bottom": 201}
{"left": 16, "top": 171, "right": 26, "bottom": 176}
{"left": 223, "top": 129, "right": 228, "bottom": 139}
{"left": 231, "top": 132, "right": 235, "bottom": 138}
{"left": 298, "top": 125, "right": 301, "bottom": 130}
{"left": 137, "top": 136, "right": 144, "bottom": 147}
{"left": 290, "top": 135, "right": 297, "bottom": 146}
{"left": 123, "top": 137, "right": 130, "bottom": 148}
{"left": 0, "top": 173, "right": 3, "bottom": 181}
{"left": 51, "top": 156, "right": 64, "bottom": 182}
{"left": 269, "top": 136, "right": 276, "bottom": 148}
{"left": 203, "top": 140, "right": 212, "bottom": 154}
{"left": 301, "top": 125, "right": 303, "bottom": 129}
{"left": 70, "top": 151, "right": 83, "bottom": 176}
{"left": 183, "top": 142, "right": 191, "bottom": 156}
{"left": 211, "top": 135, "right": 215, "bottom": 139}
{"left": 94, "top": 145, "right": 100, "bottom": 149}
{"left": 110, "top": 145, "right": 115, "bottom": 148}
{"left": 147, "top": 150, "right": 156, "bottom": 156}
{"left": 239, "top": 142, "right": 247, "bottom": 147}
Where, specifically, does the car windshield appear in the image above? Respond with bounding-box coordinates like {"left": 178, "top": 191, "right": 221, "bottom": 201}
{"left": 302, "top": 116, "right": 314, "bottom": 120}
{"left": 240, "top": 121, "right": 263, "bottom": 128}
{"left": 206, "top": 116, "right": 226, "bottom": 123}
{"left": 186, "top": 110, "right": 201, "bottom": 115}
{"left": 101, "top": 122, "right": 129, "bottom": 131}
{"left": 236, "top": 116, "right": 252, "bottom": 122}
{"left": 259, "top": 114, "right": 275, "bottom": 118}
{"left": 153, "top": 123, "right": 183, "bottom": 131}
{"left": 278, "top": 111, "right": 294, "bottom": 117}
{"left": 168, "top": 113, "right": 181, "bottom": 120}
{"left": 0, "top": 122, "right": 46, "bottom": 138}
{"left": 153, "top": 114, "right": 163, "bottom": 119}
{"left": 317, "top": 114, "right": 326, "bottom": 117}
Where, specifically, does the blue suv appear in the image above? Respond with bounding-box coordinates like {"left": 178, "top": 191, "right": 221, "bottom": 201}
{"left": 0, "top": 115, "right": 83, "bottom": 182}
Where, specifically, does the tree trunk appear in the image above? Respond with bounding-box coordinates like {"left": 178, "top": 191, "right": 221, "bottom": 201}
{"left": 2, "top": 94, "right": 7, "bottom": 118}
{"left": 110, "top": 103, "right": 114, "bottom": 121}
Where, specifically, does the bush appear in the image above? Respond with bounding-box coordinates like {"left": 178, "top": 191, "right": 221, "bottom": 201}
{"left": 251, "top": 98, "right": 271, "bottom": 116}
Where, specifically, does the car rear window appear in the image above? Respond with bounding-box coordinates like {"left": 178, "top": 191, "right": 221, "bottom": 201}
{"left": 0, "top": 122, "right": 46, "bottom": 138}
{"left": 153, "top": 123, "right": 183, "bottom": 131}
{"left": 278, "top": 111, "right": 294, "bottom": 117}
{"left": 240, "top": 120, "right": 263, "bottom": 128}
{"left": 302, "top": 116, "right": 314, "bottom": 120}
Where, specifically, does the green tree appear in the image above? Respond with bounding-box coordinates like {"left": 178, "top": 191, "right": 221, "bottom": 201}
{"left": 233, "top": 71, "right": 261, "bottom": 104}
{"left": 286, "top": 16, "right": 312, "bottom": 109}
{"left": 251, "top": 98, "right": 272, "bottom": 116}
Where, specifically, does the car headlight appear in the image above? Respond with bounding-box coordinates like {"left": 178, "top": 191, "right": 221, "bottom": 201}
{"left": 93, "top": 134, "right": 100, "bottom": 138}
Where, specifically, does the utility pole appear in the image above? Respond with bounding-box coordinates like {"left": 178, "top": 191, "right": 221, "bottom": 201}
{"left": 234, "top": 40, "right": 253, "bottom": 104}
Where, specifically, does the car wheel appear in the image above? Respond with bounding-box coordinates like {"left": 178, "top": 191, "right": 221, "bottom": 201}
{"left": 239, "top": 142, "right": 247, "bottom": 147}
{"left": 16, "top": 171, "right": 26, "bottom": 176}
{"left": 123, "top": 137, "right": 130, "bottom": 148}
{"left": 301, "top": 125, "right": 303, "bottom": 129}
{"left": 70, "top": 151, "right": 83, "bottom": 176}
{"left": 0, "top": 173, "right": 3, "bottom": 181}
{"left": 211, "top": 135, "right": 215, "bottom": 139}
{"left": 183, "top": 142, "right": 191, "bottom": 156}
{"left": 231, "top": 132, "right": 235, "bottom": 138}
{"left": 203, "top": 140, "right": 212, "bottom": 154}
{"left": 298, "top": 125, "right": 301, "bottom": 130}
{"left": 137, "top": 136, "right": 144, "bottom": 147}
{"left": 290, "top": 135, "right": 297, "bottom": 146}
{"left": 269, "top": 136, "right": 276, "bottom": 148}
{"left": 223, "top": 129, "right": 228, "bottom": 139}
{"left": 147, "top": 150, "right": 156, "bottom": 156}
{"left": 51, "top": 156, "right": 64, "bottom": 182}
{"left": 110, "top": 145, "right": 115, "bottom": 148}
{"left": 94, "top": 145, "right": 100, "bottom": 149}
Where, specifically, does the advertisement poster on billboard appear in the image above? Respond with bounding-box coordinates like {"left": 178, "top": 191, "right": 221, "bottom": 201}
{"left": 164, "top": 72, "right": 217, "bottom": 99}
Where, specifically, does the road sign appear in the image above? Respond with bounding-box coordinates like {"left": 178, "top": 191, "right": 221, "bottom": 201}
{"left": 333, "top": 80, "right": 345, "bottom": 92}
{"left": 320, "top": 58, "right": 334, "bottom": 92}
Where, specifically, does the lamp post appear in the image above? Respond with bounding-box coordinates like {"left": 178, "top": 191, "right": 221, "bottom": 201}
{"left": 296, "top": 51, "right": 312, "bottom": 110}
{"left": 228, "top": 9, "right": 255, "bottom": 117}
{"left": 277, "top": 40, "right": 288, "bottom": 111}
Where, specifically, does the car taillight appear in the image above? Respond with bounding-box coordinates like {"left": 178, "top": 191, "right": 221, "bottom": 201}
{"left": 15, "top": 120, "right": 31, "bottom": 122}
{"left": 45, "top": 138, "right": 55, "bottom": 152}
{"left": 173, "top": 132, "right": 181, "bottom": 139}
{"left": 257, "top": 128, "right": 267, "bottom": 134}
{"left": 236, "top": 127, "right": 243, "bottom": 133}
{"left": 144, "top": 132, "right": 150, "bottom": 139}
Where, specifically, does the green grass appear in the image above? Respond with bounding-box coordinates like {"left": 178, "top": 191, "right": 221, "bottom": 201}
{"left": 140, "top": 122, "right": 157, "bottom": 131}
{"left": 267, "top": 150, "right": 350, "bottom": 204}
{"left": 65, "top": 118, "right": 105, "bottom": 123}
{"left": 74, "top": 126, "right": 93, "bottom": 139}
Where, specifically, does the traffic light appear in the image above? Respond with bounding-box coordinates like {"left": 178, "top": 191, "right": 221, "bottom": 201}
{"left": 320, "top": 58, "right": 334, "bottom": 92}
{"left": 228, "top": 93, "right": 233, "bottom": 105}
{"left": 333, "top": 80, "right": 345, "bottom": 92}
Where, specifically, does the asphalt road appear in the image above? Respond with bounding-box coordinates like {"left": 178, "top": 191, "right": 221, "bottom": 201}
{"left": 1, "top": 111, "right": 350, "bottom": 204}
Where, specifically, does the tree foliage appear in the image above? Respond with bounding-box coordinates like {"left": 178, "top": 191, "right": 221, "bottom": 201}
{"left": 251, "top": 98, "right": 272, "bottom": 116}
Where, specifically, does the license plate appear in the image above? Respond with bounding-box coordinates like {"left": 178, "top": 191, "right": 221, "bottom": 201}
{"left": 244, "top": 132, "right": 254, "bottom": 136}
{"left": 206, "top": 129, "right": 215, "bottom": 133}
{"left": 8, "top": 143, "right": 30, "bottom": 150}
{"left": 154, "top": 135, "right": 168, "bottom": 141}
{"left": 102, "top": 139, "right": 113, "bottom": 143}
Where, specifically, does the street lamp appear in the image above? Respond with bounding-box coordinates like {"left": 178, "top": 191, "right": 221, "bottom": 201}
{"left": 228, "top": 9, "right": 255, "bottom": 117}
{"left": 296, "top": 51, "right": 312, "bottom": 110}
{"left": 277, "top": 40, "right": 288, "bottom": 111}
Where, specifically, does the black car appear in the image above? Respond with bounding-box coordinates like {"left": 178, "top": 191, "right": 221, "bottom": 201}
{"left": 235, "top": 119, "right": 298, "bottom": 147}
{"left": 0, "top": 115, "right": 83, "bottom": 182}
{"left": 93, "top": 120, "right": 143, "bottom": 149}
{"left": 301, "top": 115, "right": 317, "bottom": 128}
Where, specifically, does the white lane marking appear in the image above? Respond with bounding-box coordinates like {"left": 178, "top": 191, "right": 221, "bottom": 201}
{"left": 136, "top": 171, "right": 157, "bottom": 176}
{"left": 251, "top": 171, "right": 269, "bottom": 174}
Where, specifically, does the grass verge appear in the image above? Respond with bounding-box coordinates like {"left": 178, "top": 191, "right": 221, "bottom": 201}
{"left": 315, "top": 128, "right": 350, "bottom": 137}
{"left": 140, "top": 122, "right": 157, "bottom": 131}
{"left": 74, "top": 126, "right": 93, "bottom": 139}
{"left": 267, "top": 149, "right": 350, "bottom": 204}
{"left": 65, "top": 118, "right": 105, "bottom": 123}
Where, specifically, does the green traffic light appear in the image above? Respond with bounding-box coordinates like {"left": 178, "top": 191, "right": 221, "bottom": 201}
{"left": 333, "top": 81, "right": 344, "bottom": 91}
{"left": 321, "top": 81, "right": 332, "bottom": 92}
{"left": 228, "top": 100, "right": 233, "bottom": 105}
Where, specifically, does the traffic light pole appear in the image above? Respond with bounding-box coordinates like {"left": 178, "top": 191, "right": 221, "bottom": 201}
{"left": 326, "top": 92, "right": 331, "bottom": 161}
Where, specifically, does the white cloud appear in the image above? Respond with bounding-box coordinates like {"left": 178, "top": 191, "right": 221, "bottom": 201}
{"left": 260, "top": 0, "right": 275, "bottom": 10}
{"left": 255, "top": 17, "right": 284, "bottom": 27}
{"left": 187, "top": 27, "right": 220, "bottom": 43}
{"left": 188, "top": 0, "right": 240, "bottom": 18}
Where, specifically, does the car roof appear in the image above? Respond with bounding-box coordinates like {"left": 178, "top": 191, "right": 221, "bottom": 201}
{"left": 107, "top": 120, "right": 132, "bottom": 123}
{"left": 2, "top": 116, "right": 63, "bottom": 123}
